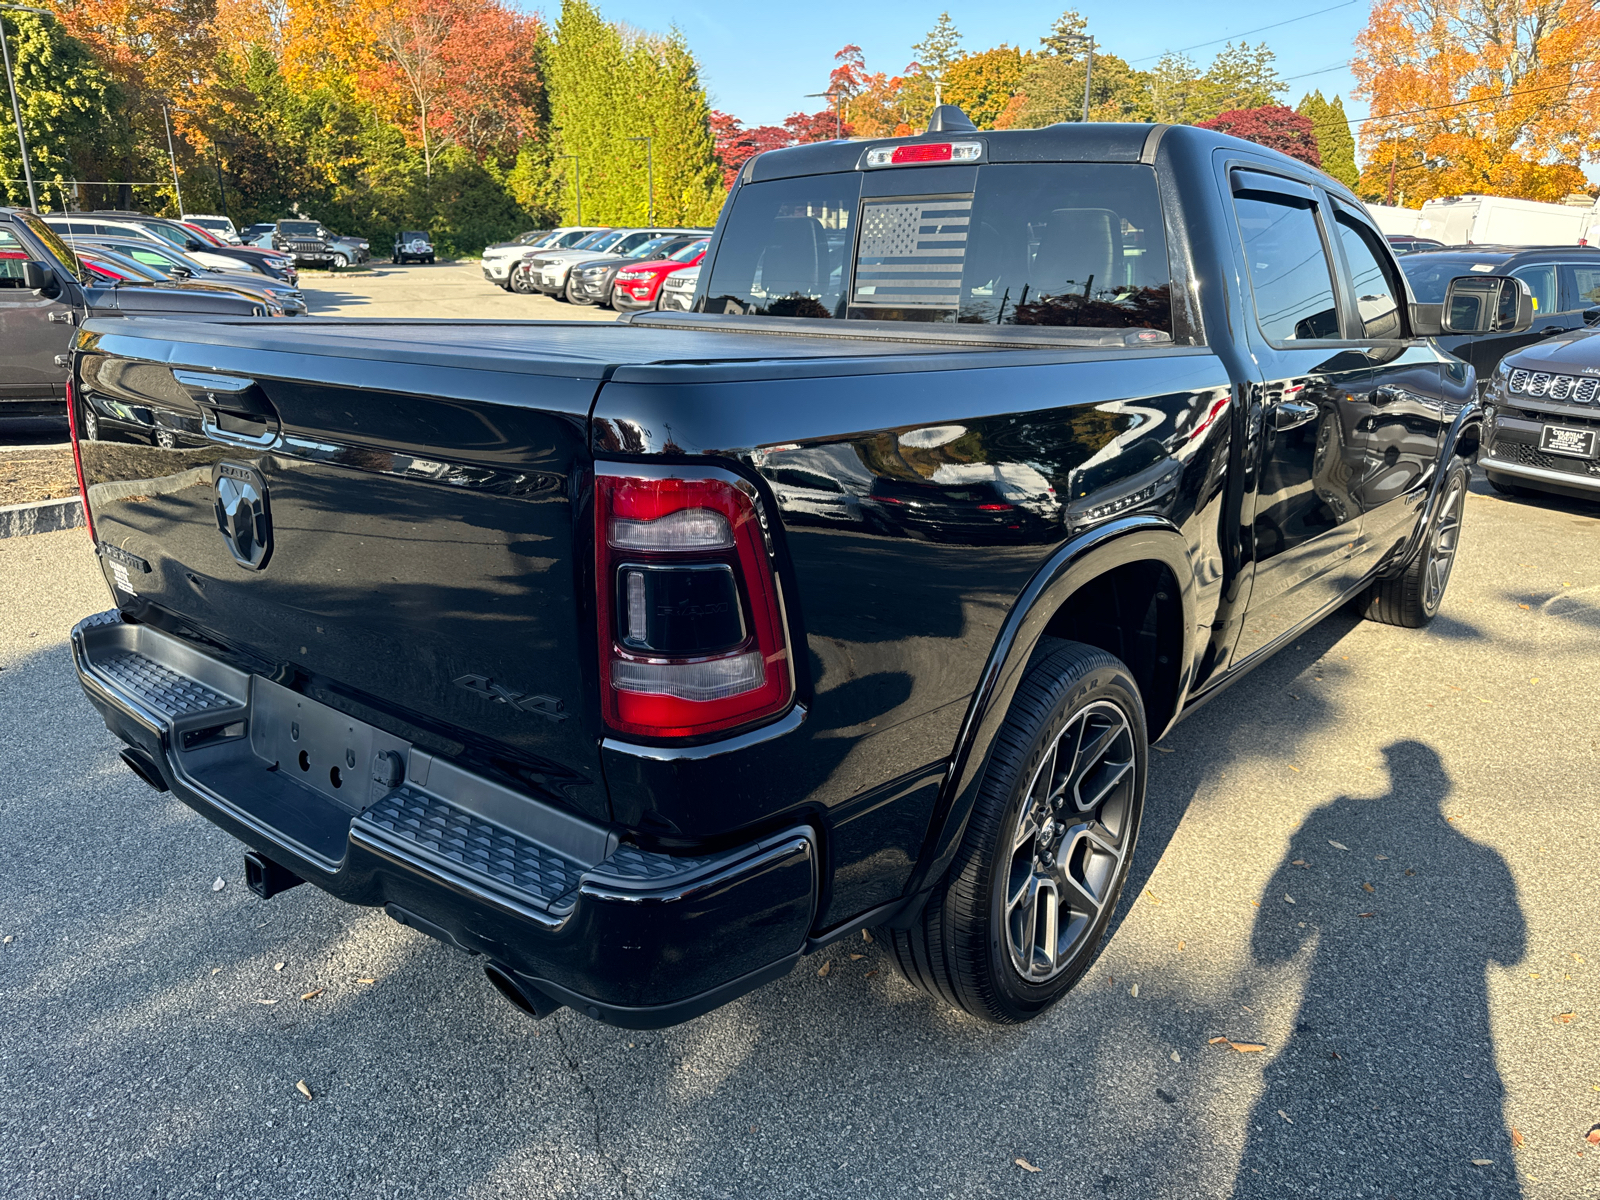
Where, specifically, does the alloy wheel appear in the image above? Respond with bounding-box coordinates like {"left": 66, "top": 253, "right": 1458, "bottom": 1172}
{"left": 1004, "top": 699, "right": 1137, "bottom": 984}
{"left": 1423, "top": 474, "right": 1466, "bottom": 614}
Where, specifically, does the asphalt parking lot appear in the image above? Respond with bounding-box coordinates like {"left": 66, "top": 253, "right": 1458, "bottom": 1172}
{"left": 300, "top": 259, "right": 619, "bottom": 321}
{"left": 2, "top": 467, "right": 1596, "bottom": 1199}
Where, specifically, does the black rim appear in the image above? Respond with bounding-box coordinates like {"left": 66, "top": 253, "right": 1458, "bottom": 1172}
{"left": 1003, "top": 700, "right": 1137, "bottom": 984}
{"left": 1423, "top": 474, "right": 1465, "bottom": 613}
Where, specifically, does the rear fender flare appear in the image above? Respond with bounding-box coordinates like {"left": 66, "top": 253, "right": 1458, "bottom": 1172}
{"left": 897, "top": 515, "right": 1197, "bottom": 911}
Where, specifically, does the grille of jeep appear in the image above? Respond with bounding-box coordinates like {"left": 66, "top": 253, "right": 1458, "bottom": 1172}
{"left": 1492, "top": 439, "right": 1600, "bottom": 477}
{"left": 1507, "top": 369, "right": 1600, "bottom": 403}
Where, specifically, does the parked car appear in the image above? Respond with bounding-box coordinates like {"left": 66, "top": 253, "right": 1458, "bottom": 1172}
{"left": 568, "top": 235, "right": 702, "bottom": 307}
{"left": 61, "top": 116, "right": 1521, "bottom": 1029}
{"left": 483, "top": 227, "right": 603, "bottom": 289}
{"left": 1399, "top": 246, "right": 1600, "bottom": 382}
{"left": 655, "top": 264, "right": 700, "bottom": 311}
{"left": 394, "top": 230, "right": 435, "bottom": 264}
{"left": 181, "top": 213, "right": 242, "bottom": 244}
{"left": 43, "top": 213, "right": 294, "bottom": 283}
{"left": 509, "top": 228, "right": 613, "bottom": 293}
{"left": 1, "top": 207, "right": 282, "bottom": 425}
{"left": 272, "top": 219, "right": 337, "bottom": 268}
{"left": 327, "top": 234, "right": 370, "bottom": 268}
{"left": 1477, "top": 331, "right": 1600, "bottom": 502}
{"left": 1387, "top": 235, "right": 1446, "bottom": 255}
{"left": 70, "top": 245, "right": 280, "bottom": 307}
{"left": 65, "top": 236, "right": 304, "bottom": 314}
{"left": 241, "top": 223, "right": 275, "bottom": 242}
{"left": 527, "top": 227, "right": 706, "bottom": 300}
{"left": 609, "top": 239, "right": 710, "bottom": 311}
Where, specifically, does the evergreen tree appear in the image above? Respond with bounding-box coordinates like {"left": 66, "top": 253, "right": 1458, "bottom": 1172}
{"left": 1297, "top": 91, "right": 1358, "bottom": 188}
{"left": 649, "top": 35, "right": 725, "bottom": 225}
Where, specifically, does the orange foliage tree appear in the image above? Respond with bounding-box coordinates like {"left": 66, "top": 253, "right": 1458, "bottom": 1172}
{"left": 1353, "top": 0, "right": 1600, "bottom": 204}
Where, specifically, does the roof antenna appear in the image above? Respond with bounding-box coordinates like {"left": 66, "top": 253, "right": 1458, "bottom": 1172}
{"left": 926, "top": 105, "right": 976, "bottom": 133}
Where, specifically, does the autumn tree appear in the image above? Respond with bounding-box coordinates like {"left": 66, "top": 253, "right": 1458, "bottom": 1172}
{"left": 1353, "top": 0, "right": 1599, "bottom": 203}
{"left": 901, "top": 11, "right": 962, "bottom": 125}
{"left": 1198, "top": 105, "right": 1321, "bottom": 166}
{"left": 1298, "top": 91, "right": 1357, "bottom": 188}
{"left": 710, "top": 111, "right": 791, "bottom": 189}
{"left": 1150, "top": 43, "right": 1283, "bottom": 125}
{"left": 941, "top": 45, "right": 1027, "bottom": 129}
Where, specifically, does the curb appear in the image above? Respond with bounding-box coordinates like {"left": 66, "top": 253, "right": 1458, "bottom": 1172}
{"left": 0, "top": 497, "right": 85, "bottom": 539}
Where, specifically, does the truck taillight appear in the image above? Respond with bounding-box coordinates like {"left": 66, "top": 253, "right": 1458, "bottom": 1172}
{"left": 65, "top": 377, "right": 96, "bottom": 542}
{"left": 595, "top": 466, "right": 792, "bottom": 739}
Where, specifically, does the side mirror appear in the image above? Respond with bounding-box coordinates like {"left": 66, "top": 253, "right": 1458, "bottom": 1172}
{"left": 1442, "top": 275, "right": 1534, "bottom": 336}
{"left": 170, "top": 265, "right": 194, "bottom": 279}
{"left": 185, "top": 238, "right": 204, "bottom": 250}
{"left": 22, "top": 260, "right": 53, "bottom": 292}
{"left": 1583, "top": 306, "right": 1600, "bottom": 327}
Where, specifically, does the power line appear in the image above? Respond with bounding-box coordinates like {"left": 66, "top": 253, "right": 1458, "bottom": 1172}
{"left": 1309, "top": 74, "right": 1600, "bottom": 133}
{"left": 1129, "top": 0, "right": 1359, "bottom": 65}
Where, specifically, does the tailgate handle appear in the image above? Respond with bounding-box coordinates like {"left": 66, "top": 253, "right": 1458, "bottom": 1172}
{"left": 174, "top": 370, "right": 281, "bottom": 449}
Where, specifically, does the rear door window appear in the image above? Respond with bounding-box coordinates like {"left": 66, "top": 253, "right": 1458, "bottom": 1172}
{"left": 1510, "top": 263, "right": 1557, "bottom": 314}
{"left": 1559, "top": 262, "right": 1600, "bottom": 311}
{"left": 1232, "top": 186, "right": 1341, "bottom": 342}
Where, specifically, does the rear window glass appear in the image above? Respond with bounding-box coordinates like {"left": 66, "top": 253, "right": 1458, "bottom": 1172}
{"left": 701, "top": 163, "right": 1172, "bottom": 332}
{"left": 1399, "top": 256, "right": 1509, "bottom": 304}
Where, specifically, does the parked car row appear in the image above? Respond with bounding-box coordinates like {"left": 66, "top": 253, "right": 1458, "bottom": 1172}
{"left": 241, "top": 221, "right": 372, "bottom": 269}
{"left": 483, "top": 224, "right": 710, "bottom": 311}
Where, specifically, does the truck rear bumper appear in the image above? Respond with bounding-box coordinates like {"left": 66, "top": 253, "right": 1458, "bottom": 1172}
{"left": 70, "top": 610, "right": 816, "bottom": 1027}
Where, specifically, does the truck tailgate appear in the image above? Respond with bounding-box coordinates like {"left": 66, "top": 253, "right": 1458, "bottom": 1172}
{"left": 74, "top": 323, "right": 608, "bottom": 822}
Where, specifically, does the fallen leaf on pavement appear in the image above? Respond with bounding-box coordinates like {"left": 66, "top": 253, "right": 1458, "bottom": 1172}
{"left": 1573, "top": 953, "right": 1586, "bottom": 964}
{"left": 1208, "top": 1037, "right": 1229, "bottom": 1045}
{"left": 861, "top": 929, "right": 873, "bottom": 943}
{"left": 1405, "top": 868, "right": 1415, "bottom": 876}
{"left": 1178, "top": 941, "right": 1186, "bottom": 951}
{"left": 1471, "top": 1159, "right": 1493, "bottom": 1167}
{"left": 357, "top": 978, "right": 376, "bottom": 985}
{"left": 1284, "top": 894, "right": 1295, "bottom": 904}
{"left": 1357, "top": 912, "right": 1376, "bottom": 919}
{"left": 849, "top": 953, "right": 863, "bottom": 961}
{"left": 864, "top": 970, "right": 878, "bottom": 978}
{"left": 1130, "top": 983, "right": 1139, "bottom": 997}
{"left": 1287, "top": 765, "right": 1300, "bottom": 773}
{"left": 211, "top": 968, "right": 221, "bottom": 975}
{"left": 212, "top": 878, "right": 226, "bottom": 892}
{"left": 1512, "top": 1128, "right": 1525, "bottom": 1149}
{"left": 1328, "top": 1050, "right": 1341, "bottom": 1060}
{"left": 1231, "top": 1042, "right": 1266, "bottom": 1053}
{"left": 1291, "top": 859, "right": 1307, "bottom": 867}
{"left": 1329, "top": 840, "right": 1349, "bottom": 851}
{"left": 295, "top": 1080, "right": 312, "bottom": 1101}
{"left": 256, "top": 999, "right": 277, "bottom": 1005}
{"left": 1586, "top": 1127, "right": 1600, "bottom": 1146}
{"left": 301, "top": 989, "right": 323, "bottom": 1001}
{"left": 816, "top": 961, "right": 831, "bottom": 978}
{"left": 1362, "top": 882, "right": 1376, "bottom": 893}
{"left": 1375, "top": 854, "right": 1388, "bottom": 861}
{"left": 1278, "top": 1110, "right": 1293, "bottom": 1124}
{"left": 1518, "top": 604, "right": 1529, "bottom": 610}
{"left": 274, "top": 962, "right": 285, "bottom": 972}
{"left": 1554, "top": 1012, "right": 1575, "bottom": 1024}
{"left": 1015, "top": 1157, "right": 1041, "bottom": 1173}
{"left": 1170, "top": 1051, "right": 1181, "bottom": 1063}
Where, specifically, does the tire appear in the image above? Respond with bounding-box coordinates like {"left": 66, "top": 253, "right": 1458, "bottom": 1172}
{"left": 424, "top": 255, "right": 434, "bottom": 264}
{"left": 880, "top": 641, "right": 1147, "bottom": 1024}
{"left": 395, "top": 255, "right": 407, "bottom": 265}
{"left": 1356, "top": 460, "right": 1469, "bottom": 627}
{"left": 1486, "top": 471, "right": 1530, "bottom": 498}
{"left": 331, "top": 252, "right": 349, "bottom": 269}
{"left": 565, "top": 276, "right": 594, "bottom": 306}
{"left": 510, "top": 266, "right": 537, "bottom": 294}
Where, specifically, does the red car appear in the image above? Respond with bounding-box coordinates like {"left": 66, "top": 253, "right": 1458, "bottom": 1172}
{"left": 610, "top": 239, "right": 708, "bottom": 311}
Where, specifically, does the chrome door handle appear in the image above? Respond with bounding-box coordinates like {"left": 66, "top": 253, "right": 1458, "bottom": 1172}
{"left": 1272, "top": 399, "right": 1318, "bottom": 431}
{"left": 201, "top": 410, "right": 279, "bottom": 449}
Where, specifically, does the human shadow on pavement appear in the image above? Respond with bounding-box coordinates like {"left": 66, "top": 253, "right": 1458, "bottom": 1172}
{"left": 1232, "top": 740, "right": 1525, "bottom": 1200}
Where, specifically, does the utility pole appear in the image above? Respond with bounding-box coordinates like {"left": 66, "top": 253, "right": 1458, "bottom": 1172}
{"left": 161, "top": 103, "right": 184, "bottom": 216}
{"left": 628, "top": 136, "right": 653, "bottom": 225}
{"left": 0, "top": 2, "right": 52, "bottom": 211}
{"left": 558, "top": 153, "right": 582, "bottom": 224}
{"left": 1082, "top": 36, "right": 1095, "bottom": 122}
{"left": 805, "top": 91, "right": 843, "bottom": 139}
{"left": 1386, "top": 141, "right": 1398, "bottom": 206}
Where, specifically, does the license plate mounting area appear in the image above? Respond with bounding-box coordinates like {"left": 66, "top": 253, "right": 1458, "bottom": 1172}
{"left": 1540, "top": 424, "right": 1598, "bottom": 459}
{"left": 249, "top": 677, "right": 411, "bottom": 813}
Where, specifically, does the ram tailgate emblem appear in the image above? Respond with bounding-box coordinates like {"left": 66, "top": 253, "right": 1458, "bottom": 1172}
{"left": 452, "top": 674, "right": 568, "bottom": 722}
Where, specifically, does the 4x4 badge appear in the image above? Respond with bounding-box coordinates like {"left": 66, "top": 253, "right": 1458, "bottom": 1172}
{"left": 452, "top": 674, "right": 568, "bottom": 722}
{"left": 212, "top": 461, "right": 272, "bottom": 570}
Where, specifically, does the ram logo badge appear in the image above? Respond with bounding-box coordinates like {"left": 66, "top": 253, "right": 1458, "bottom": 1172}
{"left": 212, "top": 462, "right": 272, "bottom": 570}
{"left": 453, "top": 674, "right": 569, "bottom": 722}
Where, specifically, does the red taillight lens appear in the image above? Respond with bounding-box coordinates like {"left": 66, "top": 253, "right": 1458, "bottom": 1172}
{"left": 976, "top": 502, "right": 1013, "bottom": 512}
{"left": 595, "top": 466, "right": 792, "bottom": 739}
{"left": 65, "top": 377, "right": 96, "bottom": 542}
{"left": 891, "top": 143, "right": 954, "bottom": 164}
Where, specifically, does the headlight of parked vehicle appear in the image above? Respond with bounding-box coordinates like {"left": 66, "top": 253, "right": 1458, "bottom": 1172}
{"left": 616, "top": 271, "right": 649, "bottom": 281}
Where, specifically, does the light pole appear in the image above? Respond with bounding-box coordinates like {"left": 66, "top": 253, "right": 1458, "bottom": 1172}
{"left": 0, "top": 2, "right": 52, "bottom": 211}
{"left": 557, "top": 153, "right": 582, "bottom": 224}
{"left": 627, "top": 135, "right": 653, "bottom": 225}
{"left": 161, "top": 103, "right": 184, "bottom": 216}
{"left": 804, "top": 91, "right": 843, "bottom": 139}
{"left": 1061, "top": 31, "right": 1095, "bottom": 122}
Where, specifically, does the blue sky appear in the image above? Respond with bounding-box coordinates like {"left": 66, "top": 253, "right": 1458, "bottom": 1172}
{"left": 586, "top": 0, "right": 1371, "bottom": 141}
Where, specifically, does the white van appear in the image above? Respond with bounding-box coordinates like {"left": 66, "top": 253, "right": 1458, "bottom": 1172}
{"left": 1415, "top": 195, "right": 1593, "bottom": 247}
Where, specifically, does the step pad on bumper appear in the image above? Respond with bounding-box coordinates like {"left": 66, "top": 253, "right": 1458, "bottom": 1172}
{"left": 356, "top": 787, "right": 584, "bottom": 912}
{"left": 96, "top": 650, "right": 240, "bottom": 720}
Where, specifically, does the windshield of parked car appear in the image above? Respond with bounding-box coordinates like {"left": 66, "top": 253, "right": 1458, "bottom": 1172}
{"left": 669, "top": 239, "right": 710, "bottom": 262}
{"left": 590, "top": 230, "right": 632, "bottom": 252}
{"left": 13, "top": 213, "right": 87, "bottom": 282}
{"left": 76, "top": 247, "right": 167, "bottom": 283}
{"left": 140, "top": 222, "right": 198, "bottom": 250}
{"left": 281, "top": 221, "right": 321, "bottom": 236}
{"left": 703, "top": 162, "right": 1173, "bottom": 331}
{"left": 566, "top": 230, "right": 612, "bottom": 251}
{"left": 552, "top": 229, "right": 598, "bottom": 248}
{"left": 1399, "top": 254, "right": 1513, "bottom": 304}
{"left": 189, "top": 218, "right": 233, "bottom": 234}
{"left": 89, "top": 239, "right": 209, "bottom": 276}
{"left": 516, "top": 231, "right": 547, "bottom": 244}
{"left": 626, "top": 236, "right": 680, "bottom": 260}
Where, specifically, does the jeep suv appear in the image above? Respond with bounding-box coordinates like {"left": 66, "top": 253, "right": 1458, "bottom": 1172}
{"left": 273, "top": 220, "right": 335, "bottom": 268}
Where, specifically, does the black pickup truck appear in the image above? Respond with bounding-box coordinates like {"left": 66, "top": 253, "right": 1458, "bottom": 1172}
{"left": 65, "top": 115, "right": 1529, "bottom": 1028}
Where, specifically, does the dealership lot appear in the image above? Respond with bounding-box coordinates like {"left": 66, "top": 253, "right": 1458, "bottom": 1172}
{"left": 300, "top": 259, "right": 620, "bottom": 320}
{"left": 1, "top": 476, "right": 1596, "bottom": 1199}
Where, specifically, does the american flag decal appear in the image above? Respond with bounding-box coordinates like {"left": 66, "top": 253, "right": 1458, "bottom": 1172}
{"left": 852, "top": 196, "right": 971, "bottom": 309}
